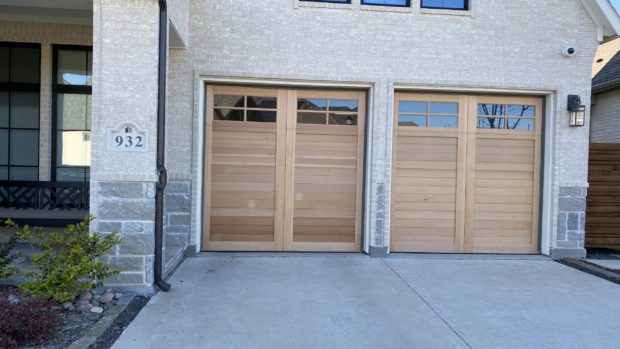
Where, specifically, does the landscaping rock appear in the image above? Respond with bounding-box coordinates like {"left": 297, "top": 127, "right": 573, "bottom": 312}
{"left": 114, "top": 292, "right": 122, "bottom": 300}
{"left": 77, "top": 300, "right": 92, "bottom": 312}
{"left": 80, "top": 291, "right": 93, "bottom": 302}
{"left": 93, "top": 286, "right": 107, "bottom": 295}
{"left": 101, "top": 292, "right": 115, "bottom": 304}
{"left": 63, "top": 302, "right": 76, "bottom": 312}
{"left": 7, "top": 293, "right": 20, "bottom": 304}
{"left": 90, "top": 306, "right": 104, "bottom": 314}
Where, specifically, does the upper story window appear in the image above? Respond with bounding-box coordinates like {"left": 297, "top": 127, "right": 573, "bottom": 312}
{"left": 299, "top": 0, "right": 350, "bottom": 3}
{"left": 0, "top": 42, "right": 41, "bottom": 181}
{"left": 362, "top": 0, "right": 409, "bottom": 6}
{"left": 421, "top": 0, "right": 468, "bottom": 10}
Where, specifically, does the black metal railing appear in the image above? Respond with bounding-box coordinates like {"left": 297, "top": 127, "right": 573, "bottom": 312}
{"left": 0, "top": 181, "right": 90, "bottom": 211}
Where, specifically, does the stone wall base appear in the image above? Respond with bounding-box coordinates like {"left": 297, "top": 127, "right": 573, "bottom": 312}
{"left": 550, "top": 248, "right": 587, "bottom": 260}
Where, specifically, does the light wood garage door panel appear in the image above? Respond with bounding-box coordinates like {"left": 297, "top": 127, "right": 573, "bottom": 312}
{"left": 290, "top": 91, "right": 365, "bottom": 251}
{"left": 203, "top": 86, "right": 365, "bottom": 252}
{"left": 391, "top": 94, "right": 466, "bottom": 253}
{"left": 392, "top": 93, "right": 542, "bottom": 254}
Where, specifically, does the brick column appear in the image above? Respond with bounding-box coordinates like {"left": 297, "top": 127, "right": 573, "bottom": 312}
{"left": 91, "top": 0, "right": 160, "bottom": 293}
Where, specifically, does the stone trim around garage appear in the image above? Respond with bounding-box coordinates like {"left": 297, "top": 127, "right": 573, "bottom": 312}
{"left": 551, "top": 187, "right": 587, "bottom": 259}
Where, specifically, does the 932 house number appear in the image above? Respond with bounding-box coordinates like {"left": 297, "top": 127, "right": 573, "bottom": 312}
{"left": 108, "top": 123, "right": 148, "bottom": 153}
{"left": 114, "top": 135, "right": 144, "bottom": 148}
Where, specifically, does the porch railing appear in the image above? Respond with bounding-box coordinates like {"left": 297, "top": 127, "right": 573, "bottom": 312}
{"left": 0, "top": 181, "right": 90, "bottom": 211}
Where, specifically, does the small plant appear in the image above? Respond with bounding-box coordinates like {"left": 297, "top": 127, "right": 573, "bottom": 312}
{"left": 0, "top": 223, "right": 19, "bottom": 280}
{"left": 14, "top": 215, "right": 121, "bottom": 303}
{"left": 0, "top": 298, "right": 58, "bottom": 349}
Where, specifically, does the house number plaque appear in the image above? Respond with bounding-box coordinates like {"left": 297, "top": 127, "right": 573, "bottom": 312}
{"left": 108, "top": 122, "right": 148, "bottom": 152}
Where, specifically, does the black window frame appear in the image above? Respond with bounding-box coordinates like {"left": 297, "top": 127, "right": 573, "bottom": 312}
{"left": 420, "top": 0, "right": 468, "bottom": 10}
{"left": 51, "top": 44, "right": 93, "bottom": 183}
{"left": 361, "top": 0, "right": 410, "bottom": 7}
{"left": 0, "top": 41, "right": 41, "bottom": 182}
{"left": 299, "top": 0, "right": 351, "bottom": 3}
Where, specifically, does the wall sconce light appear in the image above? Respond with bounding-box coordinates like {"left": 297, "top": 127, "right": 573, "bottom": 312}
{"left": 568, "top": 95, "right": 586, "bottom": 127}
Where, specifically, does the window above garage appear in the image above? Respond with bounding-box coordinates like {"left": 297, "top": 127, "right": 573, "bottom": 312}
{"left": 421, "top": 0, "right": 468, "bottom": 10}
{"left": 361, "top": 0, "right": 410, "bottom": 7}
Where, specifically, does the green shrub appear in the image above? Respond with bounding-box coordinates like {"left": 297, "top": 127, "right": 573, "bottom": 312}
{"left": 14, "top": 215, "right": 121, "bottom": 303}
{"left": 0, "top": 224, "right": 19, "bottom": 280}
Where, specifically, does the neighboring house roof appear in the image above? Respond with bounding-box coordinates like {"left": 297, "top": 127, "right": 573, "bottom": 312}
{"left": 593, "top": 50, "right": 620, "bottom": 92}
{"left": 593, "top": 37, "right": 620, "bottom": 77}
{"left": 581, "top": 0, "right": 620, "bottom": 39}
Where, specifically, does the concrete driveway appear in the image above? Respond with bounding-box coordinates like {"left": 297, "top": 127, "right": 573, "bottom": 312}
{"left": 112, "top": 254, "right": 620, "bottom": 349}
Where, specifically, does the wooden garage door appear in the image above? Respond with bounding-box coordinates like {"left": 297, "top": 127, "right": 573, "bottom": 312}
{"left": 391, "top": 93, "right": 542, "bottom": 254}
{"left": 203, "top": 86, "right": 365, "bottom": 252}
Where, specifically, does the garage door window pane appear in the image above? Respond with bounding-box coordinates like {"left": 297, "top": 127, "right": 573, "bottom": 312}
{"left": 429, "top": 116, "right": 457, "bottom": 128}
{"left": 10, "top": 130, "right": 39, "bottom": 166}
{"left": 399, "top": 114, "right": 426, "bottom": 127}
{"left": 0, "top": 92, "right": 7, "bottom": 127}
{"left": 247, "top": 110, "right": 276, "bottom": 123}
{"left": 421, "top": 0, "right": 467, "bottom": 10}
{"left": 10, "top": 167, "right": 37, "bottom": 181}
{"left": 329, "top": 114, "right": 357, "bottom": 126}
{"left": 214, "top": 108, "right": 243, "bottom": 121}
{"left": 11, "top": 92, "right": 39, "bottom": 129}
{"left": 11, "top": 47, "right": 39, "bottom": 83}
{"left": 298, "top": 112, "right": 326, "bottom": 125}
{"left": 330, "top": 99, "right": 358, "bottom": 113}
{"left": 214, "top": 95, "right": 244, "bottom": 108}
{"left": 247, "top": 96, "right": 277, "bottom": 109}
{"left": 0, "top": 166, "right": 7, "bottom": 180}
{"left": 478, "top": 104, "right": 505, "bottom": 116}
{"left": 430, "top": 102, "right": 458, "bottom": 115}
{"left": 399, "top": 101, "right": 426, "bottom": 114}
{"left": 508, "top": 105, "right": 535, "bottom": 117}
{"left": 477, "top": 117, "right": 504, "bottom": 129}
{"left": 298, "top": 98, "right": 327, "bottom": 111}
{"left": 507, "top": 118, "right": 534, "bottom": 131}
{"left": 0, "top": 47, "right": 8, "bottom": 82}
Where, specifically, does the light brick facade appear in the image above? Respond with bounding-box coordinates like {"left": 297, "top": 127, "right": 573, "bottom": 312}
{"left": 2, "top": 0, "right": 617, "bottom": 291}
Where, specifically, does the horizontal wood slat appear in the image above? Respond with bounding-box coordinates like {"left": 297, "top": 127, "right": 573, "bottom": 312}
{"left": 586, "top": 143, "right": 620, "bottom": 249}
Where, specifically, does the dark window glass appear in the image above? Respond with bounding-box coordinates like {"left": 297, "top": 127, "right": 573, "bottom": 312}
{"left": 329, "top": 114, "right": 357, "bottom": 126}
{"left": 0, "top": 43, "right": 40, "bottom": 181}
{"left": 214, "top": 108, "right": 243, "bottom": 121}
{"left": 247, "top": 96, "right": 277, "bottom": 109}
{"left": 53, "top": 45, "right": 92, "bottom": 182}
{"left": 247, "top": 110, "right": 277, "bottom": 123}
{"left": 421, "top": 0, "right": 467, "bottom": 10}
{"left": 362, "top": 0, "right": 409, "bottom": 7}
{"left": 298, "top": 112, "right": 326, "bottom": 125}
{"left": 11, "top": 47, "right": 40, "bottom": 83}
{"left": 57, "top": 50, "right": 91, "bottom": 85}
{"left": 214, "top": 95, "right": 244, "bottom": 108}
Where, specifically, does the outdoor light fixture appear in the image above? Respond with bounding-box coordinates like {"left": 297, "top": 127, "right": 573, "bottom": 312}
{"left": 568, "top": 95, "right": 586, "bottom": 127}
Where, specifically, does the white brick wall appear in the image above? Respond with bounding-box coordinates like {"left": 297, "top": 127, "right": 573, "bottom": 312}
{"left": 591, "top": 88, "right": 620, "bottom": 143}
{"left": 163, "top": 0, "right": 599, "bottom": 251}
{"left": 0, "top": 21, "right": 92, "bottom": 181}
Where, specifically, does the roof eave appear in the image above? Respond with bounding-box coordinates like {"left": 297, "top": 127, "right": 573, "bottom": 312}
{"left": 581, "top": 0, "right": 620, "bottom": 41}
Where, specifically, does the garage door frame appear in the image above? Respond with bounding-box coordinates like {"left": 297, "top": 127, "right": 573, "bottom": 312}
{"left": 201, "top": 84, "right": 367, "bottom": 252}
{"left": 390, "top": 92, "right": 544, "bottom": 254}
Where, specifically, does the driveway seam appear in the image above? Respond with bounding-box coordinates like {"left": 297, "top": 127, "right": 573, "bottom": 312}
{"left": 382, "top": 259, "right": 472, "bottom": 349}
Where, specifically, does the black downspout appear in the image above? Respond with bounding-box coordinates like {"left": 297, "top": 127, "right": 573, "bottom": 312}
{"left": 155, "top": 0, "right": 171, "bottom": 292}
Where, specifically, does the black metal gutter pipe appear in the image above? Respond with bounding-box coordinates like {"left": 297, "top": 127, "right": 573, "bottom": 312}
{"left": 154, "top": 0, "right": 171, "bottom": 292}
